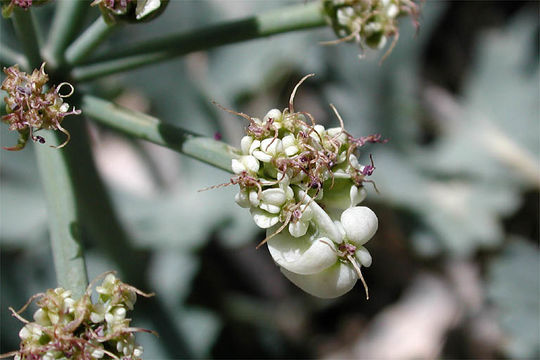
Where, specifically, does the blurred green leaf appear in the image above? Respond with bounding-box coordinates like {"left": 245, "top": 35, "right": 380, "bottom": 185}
{"left": 487, "top": 238, "right": 540, "bottom": 359}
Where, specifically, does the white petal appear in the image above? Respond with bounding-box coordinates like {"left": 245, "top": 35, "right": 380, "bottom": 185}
{"left": 249, "top": 190, "right": 260, "bottom": 207}
{"left": 341, "top": 206, "right": 378, "bottom": 245}
{"left": 253, "top": 150, "right": 273, "bottom": 162}
{"left": 267, "top": 230, "right": 337, "bottom": 274}
{"left": 243, "top": 155, "right": 260, "bottom": 173}
{"left": 285, "top": 145, "right": 300, "bottom": 156}
{"left": 260, "top": 138, "right": 283, "bottom": 156}
{"left": 263, "top": 109, "right": 282, "bottom": 123}
{"left": 251, "top": 208, "right": 279, "bottom": 228}
{"left": 234, "top": 191, "right": 250, "bottom": 208}
{"left": 356, "top": 246, "right": 372, "bottom": 267}
{"left": 240, "top": 136, "right": 253, "bottom": 154}
{"left": 249, "top": 139, "right": 261, "bottom": 154}
{"left": 281, "top": 134, "right": 296, "bottom": 148}
{"left": 231, "top": 158, "right": 246, "bottom": 174}
{"left": 261, "top": 188, "right": 286, "bottom": 206}
{"left": 350, "top": 185, "right": 367, "bottom": 207}
{"left": 348, "top": 154, "right": 360, "bottom": 169}
{"left": 260, "top": 203, "right": 282, "bottom": 214}
{"left": 299, "top": 205, "right": 313, "bottom": 221}
{"left": 288, "top": 220, "right": 309, "bottom": 237}
{"left": 280, "top": 262, "right": 357, "bottom": 298}
{"left": 136, "top": 0, "right": 161, "bottom": 19}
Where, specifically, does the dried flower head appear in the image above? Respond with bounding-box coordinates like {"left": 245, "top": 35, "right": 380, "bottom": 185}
{"left": 0, "top": 272, "right": 155, "bottom": 360}
{"left": 1, "top": 0, "right": 50, "bottom": 18}
{"left": 322, "top": 0, "right": 421, "bottom": 61}
{"left": 1, "top": 63, "right": 81, "bottom": 151}
{"left": 210, "top": 74, "right": 386, "bottom": 298}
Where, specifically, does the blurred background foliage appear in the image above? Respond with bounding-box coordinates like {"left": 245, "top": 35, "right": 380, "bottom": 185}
{"left": 1, "top": 0, "right": 539, "bottom": 359}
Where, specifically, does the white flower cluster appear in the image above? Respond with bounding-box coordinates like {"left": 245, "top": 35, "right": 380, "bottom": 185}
{"left": 227, "top": 77, "right": 385, "bottom": 298}
{"left": 9, "top": 273, "right": 152, "bottom": 360}
{"left": 322, "top": 0, "right": 420, "bottom": 55}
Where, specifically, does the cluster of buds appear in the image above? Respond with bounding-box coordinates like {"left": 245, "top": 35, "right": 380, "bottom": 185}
{"left": 1, "top": 63, "right": 80, "bottom": 151}
{"left": 321, "top": 0, "right": 421, "bottom": 60}
{"left": 216, "top": 74, "right": 386, "bottom": 299}
{"left": 1, "top": 273, "right": 154, "bottom": 360}
{"left": 1, "top": 0, "right": 49, "bottom": 17}
{"left": 91, "top": 0, "right": 169, "bottom": 24}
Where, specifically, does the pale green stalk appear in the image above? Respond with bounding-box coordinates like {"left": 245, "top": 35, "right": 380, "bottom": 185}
{"left": 65, "top": 17, "right": 118, "bottom": 66}
{"left": 34, "top": 135, "right": 89, "bottom": 299}
{"left": 72, "top": 2, "right": 325, "bottom": 81}
{"left": 11, "top": 7, "right": 42, "bottom": 69}
{"left": 44, "top": 0, "right": 89, "bottom": 68}
{"left": 10, "top": 6, "right": 89, "bottom": 296}
{"left": 81, "top": 94, "right": 235, "bottom": 172}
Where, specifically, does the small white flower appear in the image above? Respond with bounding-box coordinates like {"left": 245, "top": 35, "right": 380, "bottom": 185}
{"left": 33, "top": 308, "right": 50, "bottom": 326}
{"left": 235, "top": 188, "right": 260, "bottom": 208}
{"left": 253, "top": 138, "right": 284, "bottom": 162}
{"left": 282, "top": 134, "right": 299, "bottom": 156}
{"left": 231, "top": 155, "right": 260, "bottom": 175}
{"left": 288, "top": 204, "right": 313, "bottom": 237}
{"left": 250, "top": 207, "right": 280, "bottom": 228}
{"left": 263, "top": 109, "right": 282, "bottom": 125}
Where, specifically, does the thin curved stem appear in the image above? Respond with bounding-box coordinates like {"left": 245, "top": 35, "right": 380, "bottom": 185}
{"left": 65, "top": 17, "right": 118, "bottom": 67}
{"left": 11, "top": 7, "right": 43, "bottom": 69}
{"left": 44, "top": 0, "right": 90, "bottom": 68}
{"left": 81, "top": 94, "right": 235, "bottom": 173}
{"left": 72, "top": 2, "right": 325, "bottom": 82}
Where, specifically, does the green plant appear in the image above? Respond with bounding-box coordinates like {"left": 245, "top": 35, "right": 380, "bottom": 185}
{"left": 3, "top": 1, "right": 537, "bottom": 359}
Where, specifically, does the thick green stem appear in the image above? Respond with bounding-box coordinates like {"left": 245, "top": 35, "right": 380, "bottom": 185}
{"left": 34, "top": 134, "right": 89, "bottom": 299}
{"left": 11, "top": 8, "right": 42, "bottom": 69}
{"left": 72, "top": 2, "right": 325, "bottom": 81}
{"left": 64, "top": 117, "right": 193, "bottom": 358}
{"left": 65, "top": 17, "right": 118, "bottom": 66}
{"left": 45, "top": 0, "right": 90, "bottom": 68}
{"left": 81, "top": 94, "right": 235, "bottom": 173}
{"left": 0, "top": 43, "right": 28, "bottom": 69}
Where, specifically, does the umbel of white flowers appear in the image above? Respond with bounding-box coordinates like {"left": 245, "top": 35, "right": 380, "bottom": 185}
{"left": 218, "top": 74, "right": 385, "bottom": 299}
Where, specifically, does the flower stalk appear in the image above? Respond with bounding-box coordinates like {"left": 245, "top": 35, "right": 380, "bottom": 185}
{"left": 11, "top": 7, "right": 42, "bottom": 69}
{"left": 72, "top": 1, "right": 326, "bottom": 81}
{"left": 44, "top": 0, "right": 90, "bottom": 68}
{"left": 81, "top": 94, "right": 236, "bottom": 172}
{"left": 65, "top": 17, "right": 118, "bottom": 66}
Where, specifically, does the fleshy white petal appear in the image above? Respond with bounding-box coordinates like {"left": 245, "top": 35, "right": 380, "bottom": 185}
{"left": 267, "top": 230, "right": 337, "bottom": 275}
{"left": 263, "top": 109, "right": 282, "bottom": 123}
{"left": 260, "top": 188, "right": 287, "bottom": 206}
{"left": 231, "top": 158, "right": 245, "bottom": 174}
{"left": 259, "top": 202, "right": 282, "bottom": 214}
{"left": 240, "top": 136, "right": 253, "bottom": 154}
{"left": 288, "top": 220, "right": 309, "bottom": 238}
{"left": 234, "top": 190, "right": 250, "bottom": 208}
{"left": 253, "top": 150, "right": 273, "bottom": 163}
{"left": 280, "top": 262, "right": 357, "bottom": 299}
{"left": 250, "top": 208, "right": 279, "bottom": 228}
{"left": 341, "top": 206, "right": 378, "bottom": 245}
{"left": 356, "top": 246, "right": 372, "bottom": 267}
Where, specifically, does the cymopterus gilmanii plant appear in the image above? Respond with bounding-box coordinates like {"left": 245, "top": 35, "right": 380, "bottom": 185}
{"left": 210, "top": 74, "right": 386, "bottom": 299}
